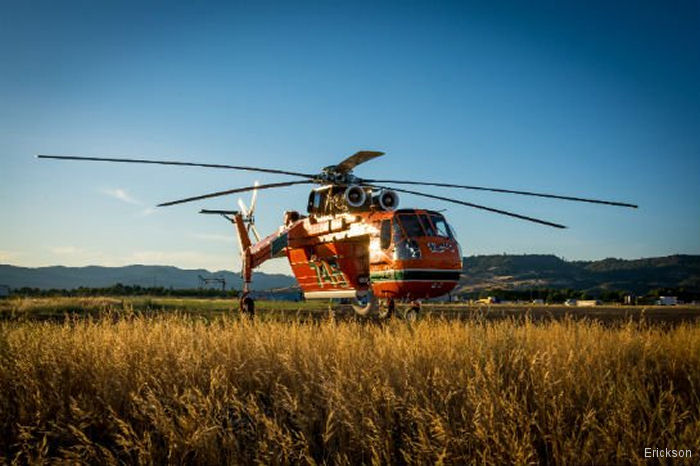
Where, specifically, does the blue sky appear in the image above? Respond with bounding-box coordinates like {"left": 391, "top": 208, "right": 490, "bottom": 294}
{"left": 1, "top": 0, "right": 699, "bottom": 274}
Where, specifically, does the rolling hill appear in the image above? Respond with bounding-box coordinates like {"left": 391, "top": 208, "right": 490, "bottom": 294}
{"left": 0, "top": 264, "right": 295, "bottom": 291}
{"left": 1, "top": 254, "right": 698, "bottom": 295}
{"left": 458, "top": 254, "right": 700, "bottom": 294}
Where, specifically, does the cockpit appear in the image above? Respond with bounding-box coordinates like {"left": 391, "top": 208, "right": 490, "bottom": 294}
{"left": 395, "top": 212, "right": 453, "bottom": 239}
{"left": 378, "top": 210, "right": 456, "bottom": 260}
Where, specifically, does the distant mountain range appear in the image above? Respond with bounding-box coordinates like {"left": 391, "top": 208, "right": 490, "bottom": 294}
{"left": 458, "top": 254, "right": 700, "bottom": 295}
{"left": 1, "top": 254, "right": 698, "bottom": 294}
{"left": 0, "top": 264, "right": 296, "bottom": 291}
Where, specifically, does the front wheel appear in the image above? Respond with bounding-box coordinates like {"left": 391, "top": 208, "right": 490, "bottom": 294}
{"left": 403, "top": 306, "right": 419, "bottom": 322}
{"left": 351, "top": 291, "right": 377, "bottom": 316}
{"left": 402, "top": 301, "right": 420, "bottom": 322}
{"left": 377, "top": 298, "right": 395, "bottom": 319}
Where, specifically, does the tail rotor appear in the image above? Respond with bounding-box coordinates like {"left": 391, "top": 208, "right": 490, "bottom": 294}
{"left": 238, "top": 181, "right": 261, "bottom": 242}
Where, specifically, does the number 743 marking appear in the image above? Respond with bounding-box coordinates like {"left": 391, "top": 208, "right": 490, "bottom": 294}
{"left": 309, "top": 260, "right": 348, "bottom": 287}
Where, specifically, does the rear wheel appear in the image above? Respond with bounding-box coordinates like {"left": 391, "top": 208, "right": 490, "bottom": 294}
{"left": 240, "top": 295, "right": 255, "bottom": 317}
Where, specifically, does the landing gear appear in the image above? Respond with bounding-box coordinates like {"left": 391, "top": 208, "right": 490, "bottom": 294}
{"left": 240, "top": 294, "right": 255, "bottom": 317}
{"left": 402, "top": 300, "right": 421, "bottom": 322}
{"left": 351, "top": 290, "right": 377, "bottom": 316}
{"left": 378, "top": 297, "right": 395, "bottom": 319}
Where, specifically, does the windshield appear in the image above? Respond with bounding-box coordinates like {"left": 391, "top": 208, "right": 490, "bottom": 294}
{"left": 417, "top": 214, "right": 437, "bottom": 236}
{"left": 397, "top": 214, "right": 424, "bottom": 238}
{"left": 396, "top": 213, "right": 453, "bottom": 239}
{"left": 430, "top": 214, "right": 453, "bottom": 238}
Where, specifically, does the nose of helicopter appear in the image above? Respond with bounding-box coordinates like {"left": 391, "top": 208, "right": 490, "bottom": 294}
{"left": 371, "top": 236, "right": 463, "bottom": 300}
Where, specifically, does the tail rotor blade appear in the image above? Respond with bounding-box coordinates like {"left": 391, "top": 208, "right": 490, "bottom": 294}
{"left": 237, "top": 198, "right": 249, "bottom": 217}
{"left": 249, "top": 181, "right": 259, "bottom": 215}
{"left": 250, "top": 224, "right": 262, "bottom": 242}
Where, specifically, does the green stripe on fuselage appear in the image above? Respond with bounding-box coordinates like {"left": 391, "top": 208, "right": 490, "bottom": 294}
{"left": 370, "top": 270, "right": 461, "bottom": 282}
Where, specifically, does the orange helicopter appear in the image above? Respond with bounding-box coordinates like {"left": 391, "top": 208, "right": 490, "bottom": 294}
{"left": 38, "top": 151, "right": 637, "bottom": 318}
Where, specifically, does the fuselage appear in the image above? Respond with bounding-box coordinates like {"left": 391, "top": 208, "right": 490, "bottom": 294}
{"left": 282, "top": 208, "right": 462, "bottom": 301}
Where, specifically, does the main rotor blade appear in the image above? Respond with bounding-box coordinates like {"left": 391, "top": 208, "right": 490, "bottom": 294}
{"left": 37, "top": 154, "right": 316, "bottom": 179}
{"left": 363, "top": 179, "right": 638, "bottom": 208}
{"left": 370, "top": 185, "right": 567, "bottom": 229}
{"left": 199, "top": 209, "right": 239, "bottom": 215}
{"left": 158, "top": 180, "right": 314, "bottom": 207}
{"left": 335, "top": 150, "right": 384, "bottom": 173}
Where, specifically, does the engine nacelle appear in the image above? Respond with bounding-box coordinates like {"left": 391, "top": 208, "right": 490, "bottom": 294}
{"left": 374, "top": 189, "right": 399, "bottom": 211}
{"left": 344, "top": 185, "right": 367, "bottom": 208}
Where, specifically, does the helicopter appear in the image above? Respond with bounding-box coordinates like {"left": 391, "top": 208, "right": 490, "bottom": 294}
{"left": 38, "top": 151, "right": 637, "bottom": 318}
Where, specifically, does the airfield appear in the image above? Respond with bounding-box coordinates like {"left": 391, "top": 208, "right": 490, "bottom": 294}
{"left": 2, "top": 296, "right": 699, "bottom": 324}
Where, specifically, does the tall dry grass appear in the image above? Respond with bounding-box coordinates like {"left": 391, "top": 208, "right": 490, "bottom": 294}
{"left": 1, "top": 314, "right": 698, "bottom": 464}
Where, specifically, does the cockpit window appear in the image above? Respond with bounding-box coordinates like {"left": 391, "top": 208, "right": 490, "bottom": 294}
{"left": 380, "top": 220, "right": 391, "bottom": 249}
{"left": 393, "top": 220, "right": 403, "bottom": 243}
{"left": 418, "top": 214, "right": 437, "bottom": 236}
{"left": 396, "top": 213, "right": 453, "bottom": 239}
{"left": 397, "top": 214, "right": 424, "bottom": 238}
{"left": 430, "top": 214, "right": 453, "bottom": 238}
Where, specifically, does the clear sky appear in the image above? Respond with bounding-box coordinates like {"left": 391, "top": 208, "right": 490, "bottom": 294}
{"left": 1, "top": 0, "right": 699, "bottom": 274}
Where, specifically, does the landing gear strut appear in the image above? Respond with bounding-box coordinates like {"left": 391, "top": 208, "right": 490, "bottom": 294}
{"left": 351, "top": 290, "right": 377, "bottom": 316}
{"left": 240, "top": 293, "right": 255, "bottom": 317}
{"left": 403, "top": 300, "right": 421, "bottom": 322}
{"left": 378, "top": 297, "right": 395, "bottom": 319}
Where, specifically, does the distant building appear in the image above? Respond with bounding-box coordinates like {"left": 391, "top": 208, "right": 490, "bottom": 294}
{"left": 577, "top": 300, "right": 601, "bottom": 307}
{"left": 476, "top": 296, "right": 499, "bottom": 304}
{"left": 657, "top": 296, "right": 678, "bottom": 306}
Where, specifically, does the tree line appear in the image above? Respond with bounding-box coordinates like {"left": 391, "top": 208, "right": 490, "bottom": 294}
{"left": 8, "top": 284, "right": 240, "bottom": 298}
{"left": 458, "top": 287, "right": 700, "bottom": 304}
{"left": 5, "top": 284, "right": 699, "bottom": 304}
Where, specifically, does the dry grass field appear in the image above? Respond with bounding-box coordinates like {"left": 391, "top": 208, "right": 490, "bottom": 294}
{"left": 1, "top": 299, "right": 699, "bottom": 464}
